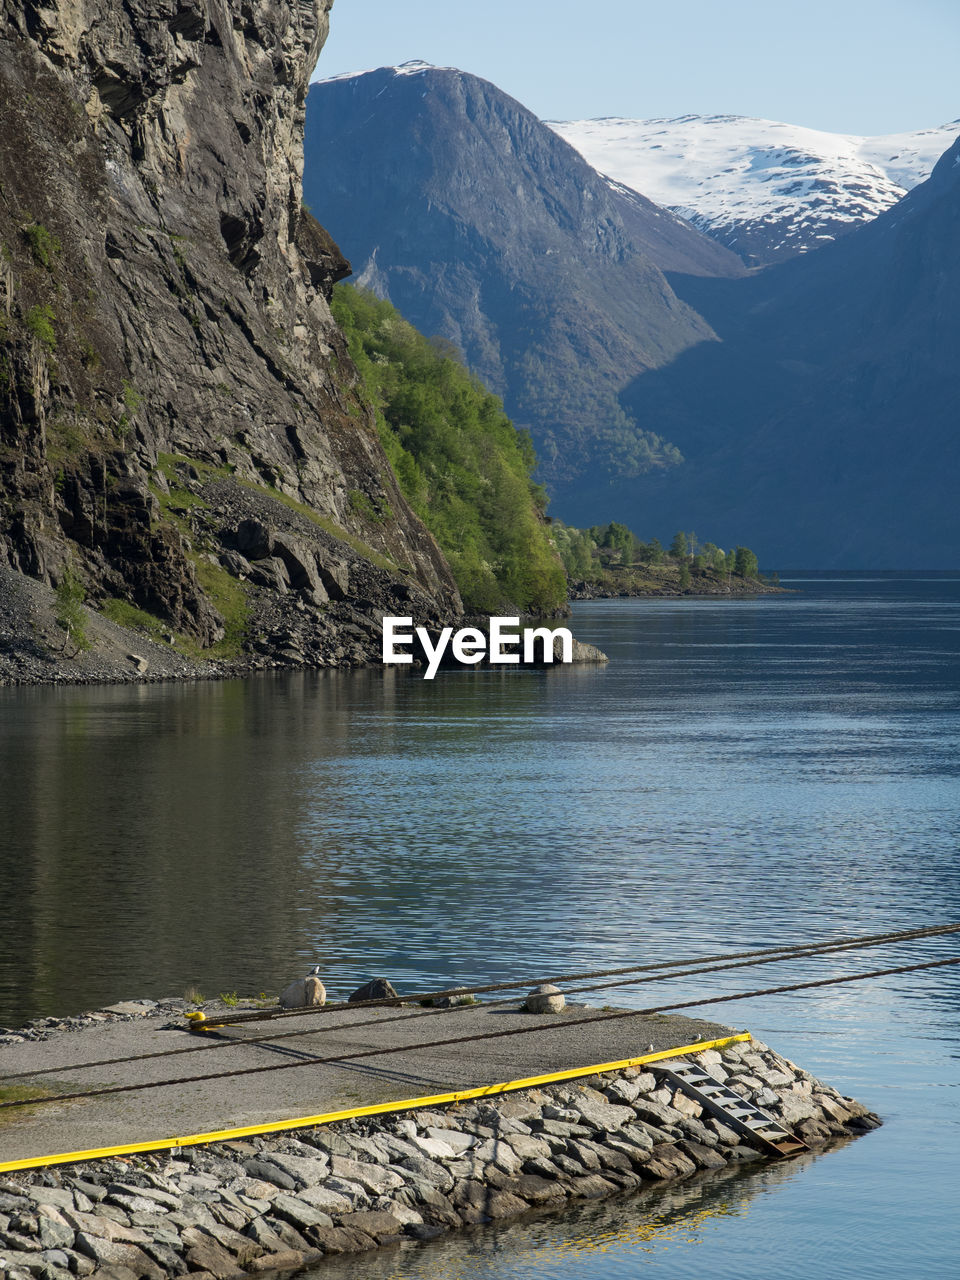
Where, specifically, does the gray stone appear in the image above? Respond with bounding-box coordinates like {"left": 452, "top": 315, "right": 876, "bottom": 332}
{"left": 307, "top": 1132, "right": 363, "bottom": 1160}
{"left": 22, "top": 1190, "right": 76, "bottom": 1212}
{"left": 552, "top": 1152, "right": 592, "bottom": 1178}
{"left": 347, "top": 978, "right": 400, "bottom": 1003}
{"left": 241, "top": 1217, "right": 288, "bottom": 1254}
{"left": 777, "top": 1092, "right": 820, "bottom": 1125}
{"left": 470, "top": 1138, "right": 522, "bottom": 1175}
{"left": 677, "top": 1139, "right": 728, "bottom": 1170}
{"left": 320, "top": 1177, "right": 370, "bottom": 1208}
{"left": 295, "top": 1185, "right": 354, "bottom": 1216}
{"left": 565, "top": 1140, "right": 602, "bottom": 1171}
{"left": 337, "top": 1211, "right": 404, "bottom": 1243}
{"left": 61, "top": 1250, "right": 96, "bottom": 1276}
{"left": 234, "top": 519, "right": 273, "bottom": 560}
{"left": 37, "top": 1218, "right": 75, "bottom": 1251}
{"left": 531, "top": 1118, "right": 593, "bottom": 1139}
{"left": 104, "top": 1194, "right": 169, "bottom": 1217}
{"left": 603, "top": 1077, "right": 641, "bottom": 1104}
{"left": 676, "top": 1116, "right": 720, "bottom": 1146}
{"left": 410, "top": 1134, "right": 459, "bottom": 1161}
{"left": 241, "top": 1161, "right": 296, "bottom": 1192}
{"left": 74, "top": 1233, "right": 165, "bottom": 1278}
{"left": 370, "top": 1198, "right": 422, "bottom": 1226}
{"left": 566, "top": 1174, "right": 619, "bottom": 1199}
{"left": 300, "top": 1225, "right": 377, "bottom": 1254}
{"left": 139, "top": 1239, "right": 189, "bottom": 1274}
{"left": 246, "top": 1249, "right": 319, "bottom": 1274}
{"left": 197, "top": 1222, "right": 264, "bottom": 1264}
{"left": 524, "top": 984, "right": 565, "bottom": 1014}
{"left": 253, "top": 1153, "right": 329, "bottom": 1188}
{"left": 108, "top": 1186, "right": 181, "bottom": 1212}
{"left": 635, "top": 1143, "right": 698, "bottom": 1181}
{"left": 218, "top": 550, "right": 252, "bottom": 579}
{"left": 392, "top": 1156, "right": 454, "bottom": 1192}
{"left": 272, "top": 535, "right": 327, "bottom": 601}
{"left": 503, "top": 1133, "right": 552, "bottom": 1161}
{"left": 569, "top": 1097, "right": 636, "bottom": 1132}
{"left": 269, "top": 1194, "right": 334, "bottom": 1232}
{"left": 245, "top": 556, "right": 290, "bottom": 592}
{"left": 450, "top": 1181, "right": 528, "bottom": 1220}
{"left": 632, "top": 1098, "right": 685, "bottom": 1129}
{"left": 522, "top": 1155, "right": 565, "bottom": 1180}
{"left": 425, "top": 1128, "right": 478, "bottom": 1155}
{"left": 329, "top": 1156, "right": 403, "bottom": 1195}
{"left": 261, "top": 1217, "right": 311, "bottom": 1252}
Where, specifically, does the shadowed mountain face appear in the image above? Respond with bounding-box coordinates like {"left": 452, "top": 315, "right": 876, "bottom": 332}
{"left": 304, "top": 63, "right": 744, "bottom": 496}
{"left": 565, "top": 134, "right": 960, "bottom": 567}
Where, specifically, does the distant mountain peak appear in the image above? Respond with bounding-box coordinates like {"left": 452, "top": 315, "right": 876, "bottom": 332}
{"left": 315, "top": 59, "right": 458, "bottom": 85}
{"left": 548, "top": 114, "right": 960, "bottom": 266}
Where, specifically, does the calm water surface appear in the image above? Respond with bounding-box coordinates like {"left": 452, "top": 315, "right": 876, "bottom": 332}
{"left": 1, "top": 572, "right": 958, "bottom": 1279}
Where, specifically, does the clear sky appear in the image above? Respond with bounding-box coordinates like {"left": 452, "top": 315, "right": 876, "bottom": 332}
{"left": 312, "top": 0, "right": 958, "bottom": 135}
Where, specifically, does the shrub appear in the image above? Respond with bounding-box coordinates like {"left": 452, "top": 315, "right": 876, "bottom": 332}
{"left": 25, "top": 304, "right": 56, "bottom": 350}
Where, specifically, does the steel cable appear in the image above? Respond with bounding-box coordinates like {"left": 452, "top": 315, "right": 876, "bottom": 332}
{"left": 3, "top": 921, "right": 958, "bottom": 1084}
{"left": 2, "top": 951, "right": 958, "bottom": 1111}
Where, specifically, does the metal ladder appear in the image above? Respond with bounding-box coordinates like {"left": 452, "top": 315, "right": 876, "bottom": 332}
{"left": 654, "top": 1061, "right": 809, "bottom": 1157}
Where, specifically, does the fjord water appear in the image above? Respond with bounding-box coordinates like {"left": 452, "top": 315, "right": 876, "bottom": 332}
{"left": 2, "top": 572, "right": 958, "bottom": 1278}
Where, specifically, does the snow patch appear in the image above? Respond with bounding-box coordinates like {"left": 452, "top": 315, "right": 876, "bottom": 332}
{"left": 547, "top": 114, "right": 960, "bottom": 260}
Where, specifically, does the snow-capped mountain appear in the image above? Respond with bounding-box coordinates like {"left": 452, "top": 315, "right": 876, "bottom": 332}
{"left": 548, "top": 114, "right": 960, "bottom": 265}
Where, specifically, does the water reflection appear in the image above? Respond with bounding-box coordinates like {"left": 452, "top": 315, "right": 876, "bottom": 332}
{"left": 1, "top": 573, "right": 959, "bottom": 1278}
{"left": 303, "top": 1146, "right": 842, "bottom": 1280}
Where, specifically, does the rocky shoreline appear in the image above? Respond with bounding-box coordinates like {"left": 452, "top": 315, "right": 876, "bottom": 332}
{"left": 0, "top": 565, "right": 606, "bottom": 688}
{"left": 568, "top": 568, "right": 785, "bottom": 600}
{"left": 0, "top": 1021, "right": 880, "bottom": 1279}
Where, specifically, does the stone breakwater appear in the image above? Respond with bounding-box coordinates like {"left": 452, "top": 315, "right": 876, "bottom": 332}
{"left": 0, "top": 1039, "right": 880, "bottom": 1279}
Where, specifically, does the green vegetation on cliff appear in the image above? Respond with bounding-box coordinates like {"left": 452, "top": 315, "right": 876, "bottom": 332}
{"left": 332, "top": 285, "right": 567, "bottom": 615}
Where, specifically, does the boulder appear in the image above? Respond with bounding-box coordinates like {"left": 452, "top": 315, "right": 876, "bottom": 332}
{"left": 347, "top": 978, "right": 400, "bottom": 1004}
{"left": 524, "top": 984, "right": 565, "bottom": 1014}
{"left": 272, "top": 534, "right": 327, "bottom": 601}
{"left": 235, "top": 519, "right": 273, "bottom": 560}
{"left": 278, "top": 976, "right": 326, "bottom": 1009}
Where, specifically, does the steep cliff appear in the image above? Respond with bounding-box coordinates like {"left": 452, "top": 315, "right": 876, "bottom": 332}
{"left": 0, "top": 0, "right": 462, "bottom": 677}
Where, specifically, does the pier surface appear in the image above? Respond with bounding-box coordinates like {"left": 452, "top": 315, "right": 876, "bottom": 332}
{"left": 0, "top": 1003, "right": 730, "bottom": 1165}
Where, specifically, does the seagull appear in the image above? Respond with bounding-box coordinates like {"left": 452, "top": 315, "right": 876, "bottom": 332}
{"left": 693, "top": 1033, "right": 702, "bottom": 1042}
{"left": 647, "top": 1043, "right": 655, "bottom": 1052}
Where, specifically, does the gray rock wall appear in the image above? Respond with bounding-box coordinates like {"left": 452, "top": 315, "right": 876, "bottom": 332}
{"left": 0, "top": 0, "right": 461, "bottom": 666}
{"left": 0, "top": 1040, "right": 880, "bottom": 1278}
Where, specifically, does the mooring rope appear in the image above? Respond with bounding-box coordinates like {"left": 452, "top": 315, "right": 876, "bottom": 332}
{"left": 3, "top": 921, "right": 958, "bottom": 1085}
{"left": 2, "top": 950, "right": 958, "bottom": 1112}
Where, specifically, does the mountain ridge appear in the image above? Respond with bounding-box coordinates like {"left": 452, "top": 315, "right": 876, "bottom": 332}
{"left": 304, "top": 62, "right": 743, "bottom": 498}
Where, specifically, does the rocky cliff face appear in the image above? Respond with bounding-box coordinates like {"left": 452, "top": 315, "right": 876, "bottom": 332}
{"left": 0, "top": 1, "right": 461, "bottom": 672}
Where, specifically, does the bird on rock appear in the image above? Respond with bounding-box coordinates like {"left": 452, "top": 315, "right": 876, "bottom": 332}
{"left": 279, "top": 965, "right": 327, "bottom": 1009}
{"left": 303, "top": 965, "right": 326, "bottom": 1007}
